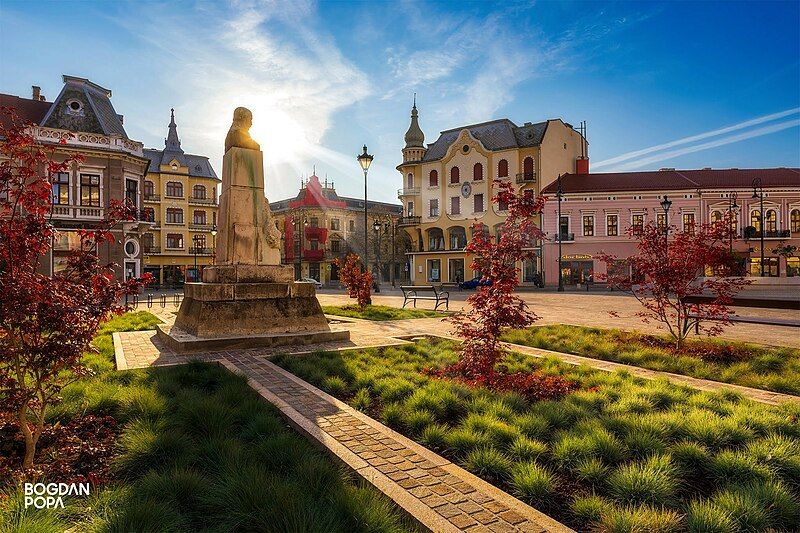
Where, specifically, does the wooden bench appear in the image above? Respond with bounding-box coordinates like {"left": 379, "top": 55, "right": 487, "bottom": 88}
{"left": 400, "top": 285, "right": 450, "bottom": 311}
{"left": 688, "top": 313, "right": 800, "bottom": 334}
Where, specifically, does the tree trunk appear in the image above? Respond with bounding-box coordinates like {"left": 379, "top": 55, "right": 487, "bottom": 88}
{"left": 18, "top": 403, "right": 36, "bottom": 470}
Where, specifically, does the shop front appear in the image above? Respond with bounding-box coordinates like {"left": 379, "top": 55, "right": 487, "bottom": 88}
{"left": 560, "top": 254, "right": 594, "bottom": 285}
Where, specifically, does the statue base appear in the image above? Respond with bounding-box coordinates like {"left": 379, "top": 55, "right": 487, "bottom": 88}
{"left": 161, "top": 265, "right": 349, "bottom": 353}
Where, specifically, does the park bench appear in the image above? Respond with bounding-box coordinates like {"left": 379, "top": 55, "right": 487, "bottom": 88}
{"left": 687, "top": 312, "right": 800, "bottom": 334}
{"left": 400, "top": 285, "right": 450, "bottom": 311}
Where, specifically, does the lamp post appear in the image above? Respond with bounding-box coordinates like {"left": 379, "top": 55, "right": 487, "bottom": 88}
{"left": 373, "top": 220, "right": 382, "bottom": 284}
{"left": 357, "top": 145, "right": 374, "bottom": 273}
{"left": 660, "top": 195, "right": 672, "bottom": 257}
{"left": 556, "top": 174, "right": 564, "bottom": 292}
{"left": 752, "top": 177, "right": 765, "bottom": 277}
{"left": 210, "top": 225, "right": 217, "bottom": 264}
{"left": 192, "top": 234, "right": 199, "bottom": 281}
{"left": 294, "top": 213, "right": 308, "bottom": 280}
{"left": 727, "top": 192, "right": 738, "bottom": 253}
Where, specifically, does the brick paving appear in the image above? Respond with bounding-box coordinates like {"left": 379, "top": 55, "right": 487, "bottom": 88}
{"left": 219, "top": 355, "right": 572, "bottom": 533}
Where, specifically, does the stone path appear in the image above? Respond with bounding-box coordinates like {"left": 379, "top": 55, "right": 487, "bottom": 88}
{"left": 219, "top": 355, "right": 572, "bottom": 533}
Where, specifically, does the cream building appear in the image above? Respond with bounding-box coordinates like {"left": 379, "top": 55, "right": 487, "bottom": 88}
{"left": 141, "top": 110, "right": 219, "bottom": 286}
{"left": 396, "top": 103, "right": 587, "bottom": 286}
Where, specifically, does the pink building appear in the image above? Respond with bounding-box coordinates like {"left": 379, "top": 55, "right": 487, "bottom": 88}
{"left": 540, "top": 168, "right": 800, "bottom": 288}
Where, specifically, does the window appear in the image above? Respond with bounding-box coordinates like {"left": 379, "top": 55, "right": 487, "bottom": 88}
{"left": 166, "top": 208, "right": 183, "bottom": 224}
{"left": 710, "top": 210, "right": 723, "bottom": 225}
{"left": 522, "top": 157, "right": 534, "bottom": 180}
{"left": 429, "top": 199, "right": 439, "bottom": 217}
{"left": 427, "top": 259, "right": 441, "bottom": 282}
{"left": 631, "top": 214, "right": 644, "bottom": 235}
{"left": 449, "top": 227, "right": 467, "bottom": 250}
{"left": 310, "top": 217, "right": 319, "bottom": 228}
{"left": 583, "top": 215, "right": 594, "bottom": 237}
{"left": 192, "top": 184, "right": 206, "bottom": 199}
{"left": 166, "top": 181, "right": 183, "bottom": 197}
{"left": 749, "top": 257, "right": 779, "bottom": 277}
{"left": 559, "top": 216, "right": 570, "bottom": 239}
{"left": 428, "top": 228, "right": 444, "bottom": 250}
{"left": 407, "top": 173, "right": 414, "bottom": 188}
{"left": 448, "top": 258, "right": 465, "bottom": 283}
{"left": 498, "top": 197, "right": 508, "bottom": 211}
{"left": 765, "top": 209, "right": 777, "bottom": 232}
{"left": 429, "top": 170, "right": 438, "bottom": 187}
{"left": 193, "top": 210, "right": 206, "bottom": 225}
{"left": 330, "top": 218, "right": 340, "bottom": 230}
{"left": 498, "top": 159, "right": 508, "bottom": 178}
{"left": 791, "top": 209, "right": 800, "bottom": 233}
{"left": 142, "top": 207, "right": 155, "bottom": 222}
{"left": 787, "top": 257, "right": 800, "bottom": 277}
{"left": 657, "top": 213, "right": 667, "bottom": 230}
{"left": 683, "top": 213, "right": 696, "bottom": 235}
{"left": 80, "top": 174, "right": 100, "bottom": 207}
{"left": 166, "top": 234, "right": 183, "bottom": 249}
{"left": 349, "top": 220, "right": 355, "bottom": 231}
{"left": 474, "top": 193, "right": 484, "bottom": 213}
{"left": 144, "top": 180, "right": 155, "bottom": 198}
{"left": 407, "top": 201, "right": 414, "bottom": 216}
{"left": 750, "top": 210, "right": 760, "bottom": 232}
{"left": 450, "top": 166, "right": 460, "bottom": 184}
{"left": 125, "top": 179, "right": 138, "bottom": 208}
{"left": 331, "top": 240, "right": 340, "bottom": 253}
{"left": 52, "top": 172, "right": 69, "bottom": 205}
{"left": 473, "top": 163, "right": 483, "bottom": 181}
{"left": 451, "top": 196, "right": 460, "bottom": 215}
{"left": 310, "top": 239, "right": 319, "bottom": 251}
{"left": 606, "top": 214, "right": 618, "bottom": 236}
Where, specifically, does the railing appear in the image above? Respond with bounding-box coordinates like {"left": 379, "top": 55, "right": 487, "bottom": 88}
{"left": 515, "top": 172, "right": 536, "bottom": 184}
{"left": 164, "top": 193, "right": 184, "bottom": 199}
{"left": 164, "top": 219, "right": 184, "bottom": 226}
{"left": 302, "top": 249, "right": 325, "bottom": 261}
{"left": 189, "top": 222, "right": 215, "bottom": 231}
{"left": 188, "top": 196, "right": 218, "bottom": 206}
{"left": 143, "top": 246, "right": 161, "bottom": 254}
{"left": 144, "top": 194, "right": 161, "bottom": 202}
{"left": 742, "top": 229, "right": 791, "bottom": 239}
{"left": 188, "top": 247, "right": 213, "bottom": 255}
{"left": 51, "top": 204, "right": 104, "bottom": 219}
{"left": 397, "top": 187, "right": 420, "bottom": 197}
{"left": 397, "top": 216, "right": 421, "bottom": 226}
{"left": 164, "top": 245, "right": 185, "bottom": 251}
{"left": 552, "top": 232, "right": 575, "bottom": 242}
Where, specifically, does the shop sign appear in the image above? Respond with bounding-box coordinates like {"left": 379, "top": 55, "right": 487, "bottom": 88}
{"left": 561, "top": 254, "right": 593, "bottom": 260}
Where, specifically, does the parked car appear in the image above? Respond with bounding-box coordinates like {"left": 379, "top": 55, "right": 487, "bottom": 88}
{"left": 299, "top": 277, "right": 324, "bottom": 289}
{"left": 459, "top": 276, "right": 493, "bottom": 290}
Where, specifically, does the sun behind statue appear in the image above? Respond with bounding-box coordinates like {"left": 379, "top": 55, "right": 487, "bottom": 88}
{"left": 224, "top": 106, "right": 261, "bottom": 152}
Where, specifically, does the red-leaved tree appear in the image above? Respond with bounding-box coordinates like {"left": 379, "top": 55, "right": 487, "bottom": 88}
{"left": 448, "top": 182, "right": 547, "bottom": 384}
{"left": 597, "top": 214, "right": 751, "bottom": 349}
{"left": 0, "top": 110, "right": 150, "bottom": 469}
{"left": 333, "top": 253, "right": 373, "bottom": 309}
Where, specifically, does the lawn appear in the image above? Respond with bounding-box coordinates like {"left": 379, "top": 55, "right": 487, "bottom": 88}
{"left": 322, "top": 304, "right": 448, "bottom": 321}
{"left": 0, "top": 312, "right": 415, "bottom": 533}
{"left": 501, "top": 324, "right": 800, "bottom": 396}
{"left": 275, "top": 338, "right": 800, "bottom": 532}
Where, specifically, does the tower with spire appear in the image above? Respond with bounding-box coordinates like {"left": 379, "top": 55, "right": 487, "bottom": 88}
{"left": 402, "top": 95, "right": 426, "bottom": 163}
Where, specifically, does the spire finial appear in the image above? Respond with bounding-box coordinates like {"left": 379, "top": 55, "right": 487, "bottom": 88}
{"left": 413, "top": 92, "right": 416, "bottom": 108}
{"left": 312, "top": 164, "right": 316, "bottom": 176}
{"left": 165, "top": 107, "right": 182, "bottom": 152}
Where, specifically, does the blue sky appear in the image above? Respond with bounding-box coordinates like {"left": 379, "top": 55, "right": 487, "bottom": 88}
{"left": 1, "top": 0, "right": 798, "bottom": 203}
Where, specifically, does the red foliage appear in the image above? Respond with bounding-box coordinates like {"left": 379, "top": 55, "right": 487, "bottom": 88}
{"left": 596, "top": 213, "right": 751, "bottom": 348}
{"left": 447, "top": 182, "right": 547, "bottom": 384}
{"left": 0, "top": 109, "right": 151, "bottom": 470}
{"left": 423, "top": 366, "right": 579, "bottom": 402}
{"left": 333, "top": 253, "right": 373, "bottom": 309}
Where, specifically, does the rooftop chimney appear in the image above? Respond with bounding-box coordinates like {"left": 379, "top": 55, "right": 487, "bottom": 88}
{"left": 31, "top": 86, "right": 45, "bottom": 101}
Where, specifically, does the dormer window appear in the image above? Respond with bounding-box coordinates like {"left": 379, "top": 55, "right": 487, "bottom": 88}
{"left": 66, "top": 99, "right": 83, "bottom": 115}
{"left": 171, "top": 164, "right": 178, "bottom": 171}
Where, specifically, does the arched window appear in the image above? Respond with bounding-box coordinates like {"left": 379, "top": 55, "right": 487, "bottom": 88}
{"left": 166, "top": 181, "right": 183, "bottom": 198}
{"left": 193, "top": 210, "right": 206, "bottom": 225}
{"left": 192, "top": 184, "right": 206, "bottom": 199}
{"left": 765, "top": 209, "right": 777, "bottom": 232}
{"left": 450, "top": 166, "right": 460, "bottom": 184}
{"left": 144, "top": 180, "right": 155, "bottom": 198}
{"left": 498, "top": 159, "right": 509, "bottom": 178}
{"left": 427, "top": 228, "right": 444, "bottom": 251}
{"left": 750, "top": 210, "right": 761, "bottom": 231}
{"left": 711, "top": 210, "right": 724, "bottom": 225}
{"left": 791, "top": 209, "right": 800, "bottom": 233}
{"left": 522, "top": 157, "right": 534, "bottom": 181}
{"left": 473, "top": 163, "right": 483, "bottom": 181}
{"left": 166, "top": 207, "right": 183, "bottom": 224}
{"left": 429, "top": 170, "right": 439, "bottom": 187}
{"left": 407, "top": 173, "right": 414, "bottom": 188}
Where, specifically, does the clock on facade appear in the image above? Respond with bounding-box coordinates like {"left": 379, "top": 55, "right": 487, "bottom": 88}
{"left": 461, "top": 182, "right": 472, "bottom": 198}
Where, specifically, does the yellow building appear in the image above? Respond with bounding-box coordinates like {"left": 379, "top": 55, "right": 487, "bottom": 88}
{"left": 141, "top": 110, "right": 219, "bottom": 286}
{"left": 396, "top": 103, "right": 587, "bottom": 286}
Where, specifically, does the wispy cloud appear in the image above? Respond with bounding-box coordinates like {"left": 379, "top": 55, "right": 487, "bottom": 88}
{"left": 594, "top": 108, "right": 800, "bottom": 169}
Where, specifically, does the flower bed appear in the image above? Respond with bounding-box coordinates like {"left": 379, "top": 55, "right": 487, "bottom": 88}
{"left": 501, "top": 324, "right": 800, "bottom": 395}
{"left": 275, "top": 338, "right": 800, "bottom": 532}
{"left": 0, "top": 312, "right": 414, "bottom": 532}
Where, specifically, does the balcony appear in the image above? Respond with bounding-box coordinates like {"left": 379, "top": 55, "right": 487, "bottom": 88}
{"left": 51, "top": 204, "right": 103, "bottom": 220}
{"left": 742, "top": 228, "right": 792, "bottom": 239}
{"left": 303, "top": 249, "right": 324, "bottom": 261}
{"left": 552, "top": 232, "right": 575, "bottom": 242}
{"left": 189, "top": 222, "right": 215, "bottom": 231}
{"left": 143, "top": 246, "right": 161, "bottom": 255}
{"left": 188, "top": 196, "right": 218, "bottom": 206}
{"left": 515, "top": 172, "right": 536, "bottom": 184}
{"left": 188, "top": 247, "right": 213, "bottom": 255}
{"left": 144, "top": 194, "right": 161, "bottom": 202}
{"left": 397, "top": 187, "right": 420, "bottom": 197}
{"left": 397, "top": 216, "right": 421, "bottom": 227}
{"left": 305, "top": 226, "right": 328, "bottom": 241}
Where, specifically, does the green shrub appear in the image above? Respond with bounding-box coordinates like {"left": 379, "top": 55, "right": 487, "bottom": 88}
{"left": 685, "top": 499, "right": 737, "bottom": 533}
{"left": 571, "top": 494, "right": 612, "bottom": 529}
{"left": 322, "top": 375, "right": 349, "bottom": 396}
{"left": 350, "top": 388, "right": 372, "bottom": 412}
{"left": 600, "top": 504, "right": 683, "bottom": 533}
{"left": 734, "top": 481, "right": 800, "bottom": 530}
{"left": 444, "top": 428, "right": 491, "bottom": 458}
{"left": 573, "top": 458, "right": 609, "bottom": 488}
{"left": 420, "top": 424, "right": 449, "bottom": 451}
{"left": 709, "top": 450, "right": 773, "bottom": 486}
{"left": 746, "top": 434, "right": 800, "bottom": 488}
{"left": 507, "top": 436, "right": 547, "bottom": 462}
{"left": 711, "top": 485, "right": 770, "bottom": 531}
{"left": 607, "top": 455, "right": 679, "bottom": 506}
{"left": 510, "top": 461, "right": 556, "bottom": 506}
{"left": 404, "top": 409, "right": 435, "bottom": 436}
{"left": 380, "top": 403, "right": 405, "bottom": 429}
{"left": 464, "top": 448, "right": 512, "bottom": 482}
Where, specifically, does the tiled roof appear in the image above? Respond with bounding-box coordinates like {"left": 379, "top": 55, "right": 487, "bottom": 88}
{"left": 422, "top": 119, "right": 549, "bottom": 162}
{"left": 541, "top": 168, "right": 800, "bottom": 195}
{"left": 0, "top": 94, "right": 51, "bottom": 127}
{"left": 41, "top": 75, "right": 128, "bottom": 138}
{"left": 143, "top": 148, "right": 219, "bottom": 180}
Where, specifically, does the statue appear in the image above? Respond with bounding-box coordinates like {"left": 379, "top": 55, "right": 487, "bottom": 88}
{"left": 225, "top": 107, "right": 261, "bottom": 152}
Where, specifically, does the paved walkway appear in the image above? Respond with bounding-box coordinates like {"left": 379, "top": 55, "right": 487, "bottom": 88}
{"left": 220, "top": 355, "right": 571, "bottom": 533}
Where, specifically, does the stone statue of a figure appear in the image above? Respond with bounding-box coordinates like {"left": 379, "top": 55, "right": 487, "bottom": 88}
{"left": 225, "top": 107, "right": 261, "bottom": 152}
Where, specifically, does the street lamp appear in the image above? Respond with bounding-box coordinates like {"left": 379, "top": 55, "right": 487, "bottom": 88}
{"left": 660, "top": 195, "right": 672, "bottom": 256}
{"left": 192, "top": 234, "right": 199, "bottom": 281}
{"left": 357, "top": 145, "right": 374, "bottom": 272}
{"left": 210, "top": 225, "right": 217, "bottom": 265}
{"left": 728, "top": 192, "right": 738, "bottom": 253}
{"left": 556, "top": 174, "right": 564, "bottom": 292}
{"left": 752, "top": 177, "right": 765, "bottom": 276}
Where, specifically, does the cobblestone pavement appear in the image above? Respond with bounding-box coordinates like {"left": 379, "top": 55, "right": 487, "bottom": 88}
{"left": 219, "top": 356, "right": 572, "bottom": 533}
